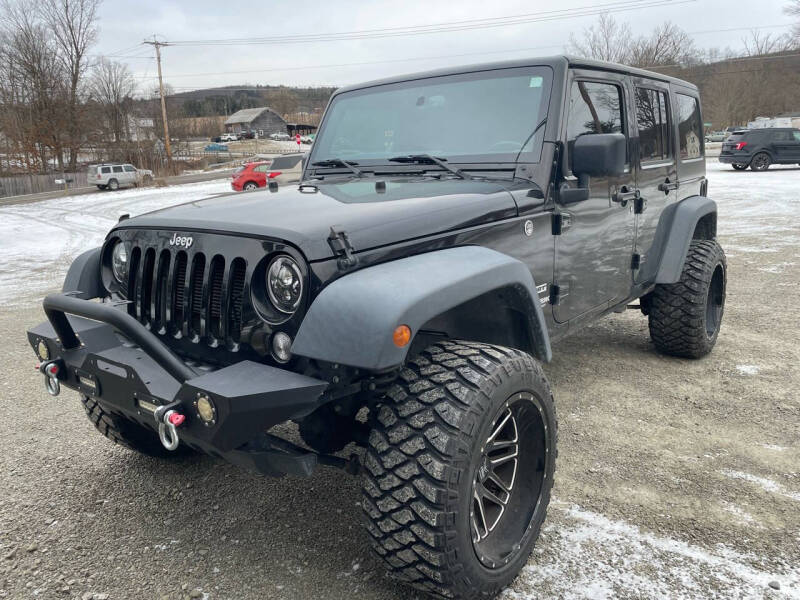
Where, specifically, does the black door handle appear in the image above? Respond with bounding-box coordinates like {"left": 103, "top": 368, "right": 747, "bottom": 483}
{"left": 658, "top": 178, "right": 679, "bottom": 193}
{"left": 613, "top": 185, "right": 640, "bottom": 205}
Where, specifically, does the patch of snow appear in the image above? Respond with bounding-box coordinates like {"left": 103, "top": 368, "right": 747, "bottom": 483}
{"left": 721, "top": 470, "right": 800, "bottom": 503}
{"left": 761, "top": 444, "right": 788, "bottom": 452}
{"left": 736, "top": 364, "right": 760, "bottom": 375}
{"left": 510, "top": 504, "right": 800, "bottom": 599}
{"left": 758, "top": 262, "right": 796, "bottom": 273}
{"left": 721, "top": 501, "right": 759, "bottom": 526}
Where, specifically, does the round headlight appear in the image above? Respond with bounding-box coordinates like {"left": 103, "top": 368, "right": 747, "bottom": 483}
{"left": 111, "top": 241, "right": 128, "bottom": 282}
{"left": 267, "top": 255, "right": 303, "bottom": 314}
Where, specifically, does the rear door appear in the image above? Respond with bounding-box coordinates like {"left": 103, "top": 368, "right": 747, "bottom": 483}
{"left": 632, "top": 80, "right": 676, "bottom": 282}
{"left": 771, "top": 130, "right": 800, "bottom": 162}
{"left": 554, "top": 71, "right": 636, "bottom": 323}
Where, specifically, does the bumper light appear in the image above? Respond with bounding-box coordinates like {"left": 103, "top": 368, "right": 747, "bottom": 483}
{"left": 36, "top": 340, "right": 50, "bottom": 361}
{"left": 195, "top": 394, "right": 217, "bottom": 426}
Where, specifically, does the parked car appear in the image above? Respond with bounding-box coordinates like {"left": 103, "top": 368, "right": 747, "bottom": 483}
{"left": 269, "top": 132, "right": 291, "bottom": 141}
{"left": 231, "top": 154, "right": 304, "bottom": 191}
{"left": 704, "top": 131, "right": 725, "bottom": 142}
{"left": 218, "top": 133, "right": 238, "bottom": 142}
{"left": 204, "top": 143, "right": 229, "bottom": 152}
{"left": 88, "top": 163, "right": 154, "bottom": 191}
{"left": 719, "top": 128, "right": 800, "bottom": 170}
{"left": 299, "top": 135, "right": 314, "bottom": 144}
{"left": 33, "top": 56, "right": 725, "bottom": 600}
{"left": 238, "top": 130, "right": 255, "bottom": 140}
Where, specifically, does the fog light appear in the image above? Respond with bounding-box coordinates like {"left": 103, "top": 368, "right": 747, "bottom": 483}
{"left": 195, "top": 394, "right": 216, "bottom": 426}
{"left": 36, "top": 340, "right": 50, "bottom": 361}
{"left": 272, "top": 332, "right": 292, "bottom": 363}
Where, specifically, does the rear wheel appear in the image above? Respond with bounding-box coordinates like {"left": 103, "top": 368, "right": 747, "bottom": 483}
{"left": 732, "top": 163, "right": 748, "bottom": 170}
{"left": 362, "top": 341, "right": 556, "bottom": 599}
{"left": 107, "top": 178, "right": 119, "bottom": 190}
{"left": 81, "top": 394, "right": 191, "bottom": 458}
{"left": 96, "top": 185, "right": 107, "bottom": 190}
{"left": 648, "top": 240, "right": 726, "bottom": 358}
{"left": 243, "top": 181, "right": 258, "bottom": 191}
{"left": 750, "top": 152, "right": 771, "bottom": 171}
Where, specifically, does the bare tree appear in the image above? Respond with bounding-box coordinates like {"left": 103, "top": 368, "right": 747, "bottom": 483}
{"left": 742, "top": 29, "right": 795, "bottom": 55}
{"left": 39, "top": 0, "right": 100, "bottom": 171}
{"left": 567, "top": 13, "right": 632, "bottom": 64}
{"left": 785, "top": 0, "right": 800, "bottom": 45}
{"left": 628, "top": 22, "right": 697, "bottom": 67}
{"left": 89, "top": 58, "right": 135, "bottom": 142}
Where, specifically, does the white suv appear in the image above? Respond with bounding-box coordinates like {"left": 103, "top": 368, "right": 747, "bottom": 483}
{"left": 89, "top": 164, "right": 154, "bottom": 191}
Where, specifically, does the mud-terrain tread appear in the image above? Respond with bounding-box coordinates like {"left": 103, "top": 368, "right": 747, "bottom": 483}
{"left": 362, "top": 340, "right": 557, "bottom": 599}
{"left": 80, "top": 394, "right": 189, "bottom": 457}
{"left": 648, "top": 240, "right": 726, "bottom": 358}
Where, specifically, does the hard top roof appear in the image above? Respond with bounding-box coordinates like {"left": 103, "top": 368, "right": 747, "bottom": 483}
{"left": 333, "top": 55, "right": 698, "bottom": 96}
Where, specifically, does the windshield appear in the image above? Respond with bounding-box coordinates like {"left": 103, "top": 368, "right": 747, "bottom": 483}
{"left": 310, "top": 66, "right": 552, "bottom": 167}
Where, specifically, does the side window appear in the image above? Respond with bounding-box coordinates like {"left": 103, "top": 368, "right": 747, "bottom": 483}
{"left": 567, "top": 80, "right": 625, "bottom": 170}
{"left": 112, "top": 165, "right": 123, "bottom": 173}
{"left": 101, "top": 166, "right": 111, "bottom": 174}
{"left": 793, "top": 131, "right": 800, "bottom": 142}
{"left": 635, "top": 87, "right": 671, "bottom": 162}
{"left": 771, "top": 131, "right": 791, "bottom": 142}
{"left": 253, "top": 164, "right": 270, "bottom": 173}
{"left": 123, "top": 165, "right": 136, "bottom": 172}
{"left": 676, "top": 94, "right": 703, "bottom": 160}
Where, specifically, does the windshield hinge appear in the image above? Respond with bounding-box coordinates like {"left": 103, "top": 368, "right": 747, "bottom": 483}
{"left": 327, "top": 227, "right": 358, "bottom": 269}
{"left": 551, "top": 213, "right": 571, "bottom": 235}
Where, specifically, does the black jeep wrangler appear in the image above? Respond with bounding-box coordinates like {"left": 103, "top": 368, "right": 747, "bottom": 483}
{"left": 28, "top": 56, "right": 725, "bottom": 599}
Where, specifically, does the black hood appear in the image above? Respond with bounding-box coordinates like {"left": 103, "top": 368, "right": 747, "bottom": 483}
{"left": 116, "top": 177, "right": 519, "bottom": 261}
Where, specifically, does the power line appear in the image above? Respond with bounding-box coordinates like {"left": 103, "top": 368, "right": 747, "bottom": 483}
{"left": 165, "top": 0, "right": 693, "bottom": 46}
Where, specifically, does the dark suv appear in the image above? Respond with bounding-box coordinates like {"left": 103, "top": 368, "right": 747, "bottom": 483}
{"left": 720, "top": 127, "right": 800, "bottom": 170}
{"left": 27, "top": 56, "right": 726, "bottom": 600}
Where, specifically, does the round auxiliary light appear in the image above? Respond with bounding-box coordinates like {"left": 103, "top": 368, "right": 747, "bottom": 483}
{"left": 393, "top": 325, "right": 412, "bottom": 348}
{"left": 195, "top": 394, "right": 217, "bottom": 426}
{"left": 111, "top": 241, "right": 128, "bottom": 282}
{"left": 266, "top": 255, "right": 303, "bottom": 314}
{"left": 272, "top": 332, "right": 292, "bottom": 363}
{"left": 36, "top": 340, "right": 50, "bottom": 361}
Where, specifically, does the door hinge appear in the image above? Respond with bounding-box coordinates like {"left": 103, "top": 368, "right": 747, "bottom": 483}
{"left": 631, "top": 253, "right": 641, "bottom": 270}
{"left": 552, "top": 213, "right": 572, "bottom": 235}
{"left": 549, "top": 284, "right": 561, "bottom": 305}
{"left": 327, "top": 227, "right": 358, "bottom": 269}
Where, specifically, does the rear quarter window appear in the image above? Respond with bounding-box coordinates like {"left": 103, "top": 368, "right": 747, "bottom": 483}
{"left": 112, "top": 166, "right": 123, "bottom": 173}
{"left": 101, "top": 166, "right": 111, "bottom": 174}
{"left": 271, "top": 156, "right": 302, "bottom": 169}
{"left": 676, "top": 94, "right": 703, "bottom": 160}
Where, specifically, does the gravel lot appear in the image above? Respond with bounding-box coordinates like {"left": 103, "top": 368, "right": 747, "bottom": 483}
{"left": 1, "top": 162, "right": 798, "bottom": 599}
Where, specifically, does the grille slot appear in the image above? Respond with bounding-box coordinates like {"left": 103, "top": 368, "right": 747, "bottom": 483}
{"left": 126, "top": 245, "right": 246, "bottom": 348}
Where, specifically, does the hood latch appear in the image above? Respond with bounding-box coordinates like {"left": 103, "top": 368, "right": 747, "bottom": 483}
{"left": 327, "top": 227, "right": 358, "bottom": 270}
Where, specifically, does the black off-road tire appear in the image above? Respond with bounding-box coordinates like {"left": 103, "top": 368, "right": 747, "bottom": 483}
{"left": 648, "top": 240, "right": 726, "bottom": 358}
{"left": 750, "top": 152, "right": 771, "bottom": 171}
{"left": 362, "top": 341, "right": 557, "bottom": 599}
{"left": 80, "top": 394, "right": 191, "bottom": 458}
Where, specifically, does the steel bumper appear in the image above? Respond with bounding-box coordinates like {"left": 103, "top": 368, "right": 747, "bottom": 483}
{"left": 28, "top": 294, "right": 329, "bottom": 476}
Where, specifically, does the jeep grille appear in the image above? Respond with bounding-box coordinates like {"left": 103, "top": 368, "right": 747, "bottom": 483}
{"left": 125, "top": 245, "right": 247, "bottom": 348}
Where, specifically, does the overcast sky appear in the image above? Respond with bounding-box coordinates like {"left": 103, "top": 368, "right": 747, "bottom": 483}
{"left": 93, "top": 0, "right": 795, "bottom": 94}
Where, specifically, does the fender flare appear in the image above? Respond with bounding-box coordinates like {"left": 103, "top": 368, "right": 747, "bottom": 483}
{"left": 292, "top": 246, "right": 552, "bottom": 371}
{"left": 62, "top": 247, "right": 105, "bottom": 300}
{"left": 654, "top": 195, "right": 717, "bottom": 284}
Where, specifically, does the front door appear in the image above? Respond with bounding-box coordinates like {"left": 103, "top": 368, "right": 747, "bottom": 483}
{"left": 632, "top": 81, "right": 676, "bottom": 283}
{"left": 553, "top": 73, "right": 636, "bottom": 323}
{"left": 772, "top": 130, "right": 800, "bottom": 162}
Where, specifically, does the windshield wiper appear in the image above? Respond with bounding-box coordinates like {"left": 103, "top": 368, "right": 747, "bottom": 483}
{"left": 387, "top": 154, "right": 470, "bottom": 179}
{"left": 311, "top": 158, "right": 363, "bottom": 177}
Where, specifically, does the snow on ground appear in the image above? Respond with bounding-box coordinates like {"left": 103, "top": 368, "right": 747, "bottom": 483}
{"left": 0, "top": 179, "right": 231, "bottom": 306}
{"left": 506, "top": 504, "right": 800, "bottom": 600}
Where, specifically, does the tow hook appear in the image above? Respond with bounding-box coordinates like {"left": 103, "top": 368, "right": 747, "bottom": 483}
{"left": 154, "top": 403, "right": 186, "bottom": 451}
{"left": 37, "top": 360, "right": 64, "bottom": 396}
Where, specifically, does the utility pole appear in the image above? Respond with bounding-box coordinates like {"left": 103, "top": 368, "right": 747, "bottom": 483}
{"left": 144, "top": 36, "right": 172, "bottom": 166}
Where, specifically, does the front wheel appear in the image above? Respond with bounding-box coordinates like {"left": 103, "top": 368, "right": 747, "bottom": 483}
{"left": 107, "top": 178, "right": 119, "bottom": 191}
{"left": 648, "top": 240, "right": 726, "bottom": 358}
{"left": 750, "top": 152, "right": 771, "bottom": 171}
{"left": 96, "top": 185, "right": 107, "bottom": 190}
{"left": 362, "top": 341, "right": 557, "bottom": 599}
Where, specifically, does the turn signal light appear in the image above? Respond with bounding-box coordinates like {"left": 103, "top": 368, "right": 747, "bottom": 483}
{"left": 393, "top": 325, "right": 411, "bottom": 348}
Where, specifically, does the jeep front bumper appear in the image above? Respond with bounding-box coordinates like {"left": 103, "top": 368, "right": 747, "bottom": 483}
{"left": 28, "top": 294, "right": 329, "bottom": 477}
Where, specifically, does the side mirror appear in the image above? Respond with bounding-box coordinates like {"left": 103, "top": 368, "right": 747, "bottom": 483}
{"left": 561, "top": 133, "right": 627, "bottom": 204}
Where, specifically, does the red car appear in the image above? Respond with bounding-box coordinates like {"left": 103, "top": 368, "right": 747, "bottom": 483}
{"left": 230, "top": 155, "right": 304, "bottom": 191}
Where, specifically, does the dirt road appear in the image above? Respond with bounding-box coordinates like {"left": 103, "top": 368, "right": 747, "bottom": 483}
{"left": 1, "top": 163, "right": 798, "bottom": 599}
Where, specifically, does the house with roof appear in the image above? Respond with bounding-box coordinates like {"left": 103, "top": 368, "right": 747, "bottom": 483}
{"left": 224, "top": 107, "right": 287, "bottom": 137}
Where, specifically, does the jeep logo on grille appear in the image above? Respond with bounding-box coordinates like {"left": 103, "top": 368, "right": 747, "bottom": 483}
{"left": 169, "top": 233, "right": 193, "bottom": 248}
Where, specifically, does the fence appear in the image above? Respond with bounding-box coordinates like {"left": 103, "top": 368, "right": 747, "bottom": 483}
{"left": 0, "top": 171, "right": 89, "bottom": 199}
